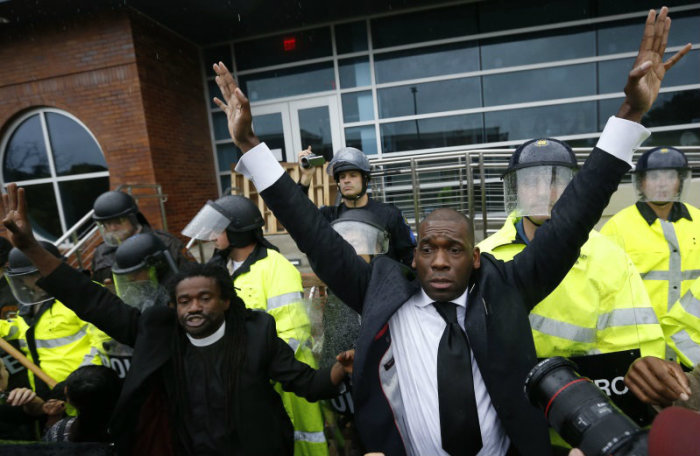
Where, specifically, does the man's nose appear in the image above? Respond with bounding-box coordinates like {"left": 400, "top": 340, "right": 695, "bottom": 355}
{"left": 431, "top": 249, "right": 450, "bottom": 269}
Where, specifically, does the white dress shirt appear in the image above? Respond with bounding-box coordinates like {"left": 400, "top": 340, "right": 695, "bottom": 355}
{"left": 390, "top": 288, "right": 509, "bottom": 455}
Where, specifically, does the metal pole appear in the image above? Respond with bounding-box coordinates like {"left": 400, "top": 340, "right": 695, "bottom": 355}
{"left": 479, "top": 152, "right": 487, "bottom": 240}
{"left": 409, "top": 158, "right": 421, "bottom": 234}
{"left": 466, "top": 152, "right": 475, "bottom": 226}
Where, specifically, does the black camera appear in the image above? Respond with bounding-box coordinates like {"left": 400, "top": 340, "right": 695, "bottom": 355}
{"left": 300, "top": 154, "right": 326, "bottom": 169}
{"left": 524, "top": 357, "right": 648, "bottom": 456}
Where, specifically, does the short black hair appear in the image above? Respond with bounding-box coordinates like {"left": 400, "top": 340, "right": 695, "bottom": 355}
{"left": 419, "top": 208, "right": 475, "bottom": 247}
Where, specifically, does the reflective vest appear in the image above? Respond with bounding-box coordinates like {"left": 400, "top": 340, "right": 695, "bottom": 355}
{"left": 233, "top": 248, "right": 327, "bottom": 456}
{"left": 0, "top": 299, "right": 110, "bottom": 391}
{"left": 601, "top": 203, "right": 700, "bottom": 361}
{"left": 478, "top": 217, "right": 666, "bottom": 359}
{"left": 661, "top": 277, "right": 700, "bottom": 367}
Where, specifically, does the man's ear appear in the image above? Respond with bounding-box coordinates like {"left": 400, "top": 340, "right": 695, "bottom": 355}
{"left": 222, "top": 298, "right": 230, "bottom": 311}
{"left": 472, "top": 247, "right": 481, "bottom": 270}
{"left": 411, "top": 247, "right": 417, "bottom": 269}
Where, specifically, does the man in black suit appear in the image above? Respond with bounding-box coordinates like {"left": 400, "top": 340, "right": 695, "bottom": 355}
{"left": 210, "top": 7, "right": 688, "bottom": 455}
{"left": 0, "top": 187, "right": 353, "bottom": 455}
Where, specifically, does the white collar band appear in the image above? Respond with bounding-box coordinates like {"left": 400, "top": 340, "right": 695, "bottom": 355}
{"left": 187, "top": 321, "right": 226, "bottom": 347}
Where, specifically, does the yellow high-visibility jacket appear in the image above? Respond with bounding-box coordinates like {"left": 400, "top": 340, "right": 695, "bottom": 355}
{"left": 478, "top": 216, "right": 666, "bottom": 359}
{"left": 601, "top": 202, "right": 700, "bottom": 361}
{"left": 0, "top": 299, "right": 110, "bottom": 391}
{"left": 661, "top": 277, "right": 700, "bottom": 367}
{"left": 233, "top": 246, "right": 327, "bottom": 456}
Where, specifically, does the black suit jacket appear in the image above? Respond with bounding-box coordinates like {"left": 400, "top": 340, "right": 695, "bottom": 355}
{"left": 37, "top": 264, "right": 338, "bottom": 455}
{"left": 260, "top": 147, "right": 630, "bottom": 455}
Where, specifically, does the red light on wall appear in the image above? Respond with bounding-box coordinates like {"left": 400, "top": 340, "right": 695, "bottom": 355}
{"left": 283, "top": 37, "right": 296, "bottom": 51}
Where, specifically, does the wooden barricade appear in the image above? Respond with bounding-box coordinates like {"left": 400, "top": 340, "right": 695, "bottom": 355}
{"left": 230, "top": 162, "right": 338, "bottom": 234}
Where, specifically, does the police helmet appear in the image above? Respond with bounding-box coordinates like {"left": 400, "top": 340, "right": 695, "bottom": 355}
{"left": 112, "top": 233, "right": 177, "bottom": 277}
{"left": 327, "top": 147, "right": 371, "bottom": 180}
{"left": 211, "top": 195, "right": 264, "bottom": 233}
{"left": 505, "top": 138, "right": 578, "bottom": 174}
{"left": 331, "top": 209, "right": 389, "bottom": 256}
{"left": 7, "top": 241, "right": 62, "bottom": 276}
{"left": 634, "top": 146, "right": 689, "bottom": 173}
{"left": 93, "top": 191, "right": 139, "bottom": 221}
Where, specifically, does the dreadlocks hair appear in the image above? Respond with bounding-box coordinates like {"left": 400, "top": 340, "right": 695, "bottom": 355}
{"left": 166, "top": 262, "right": 248, "bottom": 453}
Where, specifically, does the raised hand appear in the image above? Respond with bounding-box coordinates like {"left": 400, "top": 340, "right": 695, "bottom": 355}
{"left": 212, "top": 62, "right": 260, "bottom": 153}
{"left": 1, "top": 183, "right": 38, "bottom": 251}
{"left": 7, "top": 387, "right": 37, "bottom": 407}
{"left": 618, "top": 7, "right": 692, "bottom": 122}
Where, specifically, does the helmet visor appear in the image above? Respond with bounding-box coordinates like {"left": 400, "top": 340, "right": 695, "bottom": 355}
{"left": 97, "top": 217, "right": 134, "bottom": 247}
{"left": 181, "top": 203, "right": 231, "bottom": 241}
{"left": 504, "top": 165, "right": 574, "bottom": 217}
{"left": 5, "top": 271, "right": 52, "bottom": 306}
{"left": 634, "top": 169, "right": 690, "bottom": 203}
{"left": 113, "top": 266, "right": 164, "bottom": 311}
{"left": 331, "top": 220, "right": 389, "bottom": 256}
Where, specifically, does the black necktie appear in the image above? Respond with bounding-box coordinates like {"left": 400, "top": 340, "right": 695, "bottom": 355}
{"left": 433, "top": 301, "right": 482, "bottom": 456}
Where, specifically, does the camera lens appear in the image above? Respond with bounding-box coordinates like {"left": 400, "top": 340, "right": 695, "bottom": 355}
{"left": 301, "top": 154, "right": 325, "bottom": 169}
{"left": 525, "top": 357, "right": 646, "bottom": 456}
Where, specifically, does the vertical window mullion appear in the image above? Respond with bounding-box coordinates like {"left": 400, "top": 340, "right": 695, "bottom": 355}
{"left": 38, "top": 111, "right": 68, "bottom": 233}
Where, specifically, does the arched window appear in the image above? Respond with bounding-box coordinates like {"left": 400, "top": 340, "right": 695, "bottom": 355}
{"left": 1, "top": 109, "right": 110, "bottom": 241}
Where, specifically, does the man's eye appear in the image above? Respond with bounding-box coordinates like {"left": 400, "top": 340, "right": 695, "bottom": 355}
{"left": 420, "top": 246, "right": 432, "bottom": 254}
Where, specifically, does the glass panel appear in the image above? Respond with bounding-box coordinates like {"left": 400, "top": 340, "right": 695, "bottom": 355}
{"left": 381, "top": 114, "right": 484, "bottom": 153}
{"left": 207, "top": 79, "right": 221, "bottom": 109}
{"left": 216, "top": 143, "right": 241, "bottom": 172}
{"left": 597, "top": 14, "right": 700, "bottom": 55}
{"left": 59, "top": 176, "right": 110, "bottom": 229}
{"left": 297, "top": 106, "right": 333, "bottom": 162}
{"left": 45, "top": 113, "right": 107, "bottom": 176}
{"left": 335, "top": 21, "right": 368, "bottom": 54}
{"left": 484, "top": 102, "right": 596, "bottom": 143}
{"left": 342, "top": 91, "right": 374, "bottom": 123}
{"left": 202, "top": 45, "right": 232, "bottom": 77}
{"left": 371, "top": 4, "right": 477, "bottom": 48}
{"left": 478, "top": 0, "right": 590, "bottom": 33}
{"left": 235, "top": 27, "right": 332, "bottom": 71}
{"left": 212, "top": 112, "right": 230, "bottom": 140}
{"left": 240, "top": 62, "right": 335, "bottom": 102}
{"left": 345, "top": 126, "right": 377, "bottom": 156}
{"left": 374, "top": 42, "right": 479, "bottom": 84}
{"left": 220, "top": 174, "right": 232, "bottom": 195}
{"left": 598, "top": 90, "right": 700, "bottom": 131}
{"left": 483, "top": 63, "right": 595, "bottom": 106}
{"left": 598, "top": 49, "right": 700, "bottom": 94}
{"left": 23, "top": 183, "right": 61, "bottom": 241}
{"left": 481, "top": 29, "right": 594, "bottom": 69}
{"left": 378, "top": 78, "right": 481, "bottom": 119}
{"left": 3, "top": 114, "right": 50, "bottom": 182}
{"left": 252, "top": 113, "right": 286, "bottom": 161}
{"left": 645, "top": 128, "right": 700, "bottom": 147}
{"left": 338, "top": 57, "right": 371, "bottom": 88}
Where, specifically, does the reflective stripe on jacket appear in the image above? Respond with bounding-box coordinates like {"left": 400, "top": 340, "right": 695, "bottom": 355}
{"left": 478, "top": 216, "right": 666, "bottom": 359}
{"left": 661, "top": 277, "right": 700, "bottom": 367}
{"left": 601, "top": 203, "right": 700, "bottom": 361}
{"left": 233, "top": 247, "right": 327, "bottom": 456}
{"left": 0, "top": 300, "right": 110, "bottom": 390}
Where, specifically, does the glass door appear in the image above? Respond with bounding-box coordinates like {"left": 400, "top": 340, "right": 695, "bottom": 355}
{"left": 250, "top": 95, "right": 342, "bottom": 163}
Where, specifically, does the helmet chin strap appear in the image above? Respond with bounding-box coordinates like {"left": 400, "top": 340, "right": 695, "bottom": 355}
{"left": 337, "top": 175, "right": 369, "bottom": 202}
{"left": 525, "top": 216, "right": 545, "bottom": 227}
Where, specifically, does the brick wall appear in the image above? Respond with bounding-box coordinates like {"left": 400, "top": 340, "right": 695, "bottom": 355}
{"left": 0, "top": 7, "right": 216, "bottom": 239}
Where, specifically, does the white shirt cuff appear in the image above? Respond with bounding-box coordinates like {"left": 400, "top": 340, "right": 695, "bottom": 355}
{"left": 234, "top": 143, "right": 285, "bottom": 192}
{"left": 596, "top": 116, "right": 650, "bottom": 166}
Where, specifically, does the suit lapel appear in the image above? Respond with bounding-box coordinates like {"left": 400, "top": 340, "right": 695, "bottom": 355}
{"left": 465, "top": 277, "right": 488, "bottom": 371}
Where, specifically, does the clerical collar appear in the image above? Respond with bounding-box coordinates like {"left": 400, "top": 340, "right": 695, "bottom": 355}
{"left": 187, "top": 321, "right": 226, "bottom": 347}
{"left": 635, "top": 201, "right": 692, "bottom": 225}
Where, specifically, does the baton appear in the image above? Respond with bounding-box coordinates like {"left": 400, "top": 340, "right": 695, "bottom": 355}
{"left": 0, "top": 337, "right": 57, "bottom": 388}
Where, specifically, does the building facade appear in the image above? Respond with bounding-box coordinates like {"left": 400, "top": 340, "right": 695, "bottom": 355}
{"left": 1, "top": 0, "right": 698, "bottom": 240}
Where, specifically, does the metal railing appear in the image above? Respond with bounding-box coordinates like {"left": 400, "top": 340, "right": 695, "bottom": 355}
{"left": 368, "top": 146, "right": 700, "bottom": 241}
{"left": 55, "top": 184, "right": 169, "bottom": 269}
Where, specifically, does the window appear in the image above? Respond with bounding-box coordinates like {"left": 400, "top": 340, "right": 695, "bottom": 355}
{"left": 1, "top": 109, "right": 110, "bottom": 241}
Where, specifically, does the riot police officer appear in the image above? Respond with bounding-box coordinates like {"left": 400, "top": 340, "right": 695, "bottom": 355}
{"left": 602, "top": 146, "right": 700, "bottom": 365}
{"left": 298, "top": 147, "right": 415, "bottom": 267}
{"left": 91, "top": 190, "right": 192, "bottom": 283}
